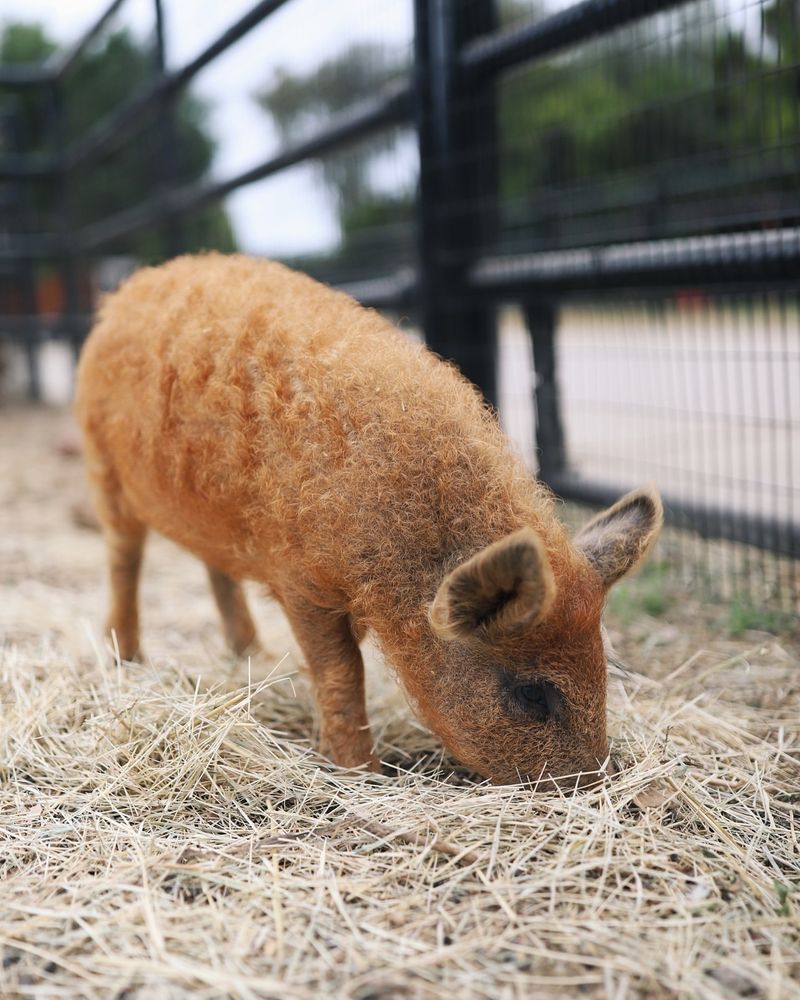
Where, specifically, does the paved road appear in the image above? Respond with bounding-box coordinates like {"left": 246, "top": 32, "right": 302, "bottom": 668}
{"left": 499, "top": 303, "right": 798, "bottom": 524}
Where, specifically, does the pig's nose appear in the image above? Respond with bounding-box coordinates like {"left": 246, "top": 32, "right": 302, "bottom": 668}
{"left": 576, "top": 768, "right": 604, "bottom": 790}
{"left": 575, "top": 753, "right": 619, "bottom": 790}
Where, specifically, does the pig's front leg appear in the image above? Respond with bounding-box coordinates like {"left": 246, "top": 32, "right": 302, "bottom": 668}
{"left": 282, "top": 593, "right": 379, "bottom": 772}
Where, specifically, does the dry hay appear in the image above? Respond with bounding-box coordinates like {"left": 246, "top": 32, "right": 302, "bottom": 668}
{"left": 1, "top": 407, "right": 799, "bottom": 999}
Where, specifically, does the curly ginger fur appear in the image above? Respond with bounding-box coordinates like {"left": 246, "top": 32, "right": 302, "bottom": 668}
{"left": 76, "top": 253, "right": 661, "bottom": 784}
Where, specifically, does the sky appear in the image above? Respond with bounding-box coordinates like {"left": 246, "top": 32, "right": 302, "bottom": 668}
{"left": 1, "top": 0, "right": 414, "bottom": 254}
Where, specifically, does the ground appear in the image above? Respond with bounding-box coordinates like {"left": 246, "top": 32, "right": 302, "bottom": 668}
{"left": 1, "top": 405, "right": 798, "bottom": 999}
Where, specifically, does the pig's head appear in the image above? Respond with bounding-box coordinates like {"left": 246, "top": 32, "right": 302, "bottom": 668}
{"left": 422, "top": 487, "right": 663, "bottom": 787}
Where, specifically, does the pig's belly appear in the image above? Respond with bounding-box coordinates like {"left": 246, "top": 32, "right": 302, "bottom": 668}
{"left": 135, "top": 485, "right": 266, "bottom": 580}
{"left": 113, "top": 426, "right": 278, "bottom": 583}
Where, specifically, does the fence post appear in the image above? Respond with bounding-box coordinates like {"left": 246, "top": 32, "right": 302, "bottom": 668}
{"left": 413, "top": 0, "right": 499, "bottom": 407}
{"left": 4, "top": 105, "right": 40, "bottom": 399}
{"left": 48, "top": 78, "right": 84, "bottom": 360}
{"left": 153, "top": 0, "right": 184, "bottom": 258}
{"left": 525, "top": 300, "right": 567, "bottom": 484}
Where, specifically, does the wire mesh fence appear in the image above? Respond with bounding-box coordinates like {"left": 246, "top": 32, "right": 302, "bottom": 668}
{"left": 0, "top": 0, "right": 797, "bottom": 615}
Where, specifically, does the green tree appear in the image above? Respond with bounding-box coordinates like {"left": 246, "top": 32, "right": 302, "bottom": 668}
{"left": 257, "top": 42, "right": 410, "bottom": 211}
{"left": 763, "top": 0, "right": 800, "bottom": 53}
{"left": 255, "top": 40, "right": 413, "bottom": 273}
{"left": 497, "top": 0, "right": 797, "bottom": 244}
{"left": 0, "top": 20, "right": 235, "bottom": 259}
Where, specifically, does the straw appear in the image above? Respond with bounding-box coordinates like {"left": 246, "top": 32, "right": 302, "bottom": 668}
{"left": 1, "top": 408, "right": 798, "bottom": 998}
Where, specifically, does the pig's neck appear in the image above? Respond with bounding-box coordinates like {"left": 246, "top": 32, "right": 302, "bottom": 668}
{"left": 355, "top": 496, "right": 570, "bottom": 663}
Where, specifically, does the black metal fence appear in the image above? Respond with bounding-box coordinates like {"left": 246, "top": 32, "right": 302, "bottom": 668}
{"left": 1, "top": 0, "right": 798, "bottom": 612}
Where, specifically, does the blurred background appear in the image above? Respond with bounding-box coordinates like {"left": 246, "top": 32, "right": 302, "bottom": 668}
{"left": 1, "top": 0, "right": 798, "bottom": 623}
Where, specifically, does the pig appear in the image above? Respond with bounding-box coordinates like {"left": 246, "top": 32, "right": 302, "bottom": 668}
{"left": 75, "top": 253, "right": 662, "bottom": 786}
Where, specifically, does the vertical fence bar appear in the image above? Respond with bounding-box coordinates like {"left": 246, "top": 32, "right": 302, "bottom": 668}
{"left": 413, "top": 0, "right": 438, "bottom": 359}
{"left": 153, "top": 0, "right": 183, "bottom": 258}
{"left": 48, "top": 78, "right": 84, "bottom": 358}
{"left": 525, "top": 300, "right": 567, "bottom": 483}
{"left": 5, "top": 106, "right": 41, "bottom": 399}
{"left": 413, "top": 0, "right": 499, "bottom": 406}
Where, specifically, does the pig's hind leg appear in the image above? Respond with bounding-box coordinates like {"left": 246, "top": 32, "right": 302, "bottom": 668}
{"left": 282, "top": 594, "right": 379, "bottom": 772}
{"left": 206, "top": 565, "right": 259, "bottom": 656}
{"left": 104, "top": 523, "right": 147, "bottom": 662}
{"left": 83, "top": 449, "right": 147, "bottom": 662}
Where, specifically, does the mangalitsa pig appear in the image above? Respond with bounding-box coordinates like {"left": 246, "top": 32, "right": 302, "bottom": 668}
{"left": 76, "top": 253, "right": 662, "bottom": 787}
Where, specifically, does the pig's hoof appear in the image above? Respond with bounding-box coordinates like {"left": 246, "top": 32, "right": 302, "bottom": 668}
{"left": 106, "top": 631, "right": 142, "bottom": 663}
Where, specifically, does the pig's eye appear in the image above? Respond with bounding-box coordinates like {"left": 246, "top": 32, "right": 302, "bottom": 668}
{"left": 510, "top": 680, "right": 563, "bottom": 723}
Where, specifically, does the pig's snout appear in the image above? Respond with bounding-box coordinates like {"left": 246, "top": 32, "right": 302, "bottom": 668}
{"left": 574, "top": 752, "right": 621, "bottom": 790}
{"left": 536, "top": 753, "right": 619, "bottom": 793}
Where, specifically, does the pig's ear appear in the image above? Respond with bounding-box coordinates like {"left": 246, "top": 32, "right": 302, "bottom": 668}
{"left": 574, "top": 486, "right": 663, "bottom": 588}
{"left": 429, "top": 528, "right": 556, "bottom": 641}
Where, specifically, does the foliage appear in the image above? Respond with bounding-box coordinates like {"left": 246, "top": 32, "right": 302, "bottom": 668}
{"left": 0, "top": 21, "right": 235, "bottom": 259}
{"left": 606, "top": 560, "right": 672, "bottom": 624}
{"left": 255, "top": 41, "right": 414, "bottom": 278}
{"left": 256, "top": 42, "right": 410, "bottom": 215}
{"left": 725, "top": 594, "right": 794, "bottom": 637}
{"left": 499, "top": 0, "right": 797, "bottom": 241}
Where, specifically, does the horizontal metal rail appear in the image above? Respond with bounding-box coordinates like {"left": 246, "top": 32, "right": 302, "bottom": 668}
{"left": 0, "top": 234, "right": 60, "bottom": 261}
{"left": 0, "top": 269, "right": 417, "bottom": 336}
{"left": 0, "top": 64, "right": 51, "bottom": 88}
{"left": 62, "top": 84, "right": 165, "bottom": 172}
{"left": 470, "top": 227, "right": 800, "bottom": 295}
{"left": 170, "top": 0, "right": 291, "bottom": 90}
{"left": 49, "top": 0, "right": 128, "bottom": 81}
{"left": 480, "top": 150, "right": 800, "bottom": 241}
{"left": 78, "top": 80, "right": 413, "bottom": 251}
{"left": 460, "top": 0, "right": 692, "bottom": 82}
{"left": 0, "top": 314, "right": 92, "bottom": 339}
{"left": 62, "top": 0, "right": 293, "bottom": 172}
{"left": 336, "top": 268, "right": 418, "bottom": 311}
{"left": 0, "top": 155, "right": 55, "bottom": 181}
{"left": 548, "top": 473, "right": 800, "bottom": 558}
